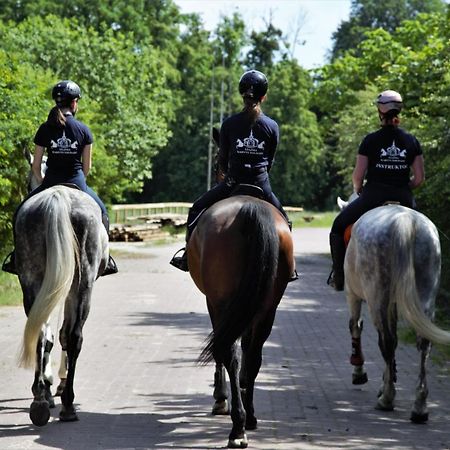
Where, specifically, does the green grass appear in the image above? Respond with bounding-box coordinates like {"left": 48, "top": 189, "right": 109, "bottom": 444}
{"left": 0, "top": 271, "right": 22, "bottom": 307}
{"left": 290, "top": 210, "right": 337, "bottom": 229}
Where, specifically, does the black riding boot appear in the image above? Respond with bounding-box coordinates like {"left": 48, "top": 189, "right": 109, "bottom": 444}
{"left": 170, "top": 226, "right": 192, "bottom": 272}
{"left": 285, "top": 220, "right": 299, "bottom": 282}
{"left": 100, "top": 213, "right": 118, "bottom": 276}
{"left": 327, "top": 232, "right": 346, "bottom": 291}
{"left": 2, "top": 251, "right": 17, "bottom": 275}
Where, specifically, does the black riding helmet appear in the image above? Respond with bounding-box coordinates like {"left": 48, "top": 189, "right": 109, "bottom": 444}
{"left": 52, "top": 80, "right": 82, "bottom": 107}
{"left": 238, "top": 70, "right": 268, "bottom": 101}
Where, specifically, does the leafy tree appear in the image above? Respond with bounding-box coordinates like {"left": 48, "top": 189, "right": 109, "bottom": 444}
{"left": 0, "top": 16, "right": 176, "bottom": 202}
{"left": 330, "top": 0, "right": 446, "bottom": 60}
{"left": 0, "top": 49, "right": 53, "bottom": 251}
{"left": 0, "top": 0, "right": 182, "bottom": 47}
{"left": 142, "top": 13, "right": 216, "bottom": 201}
{"left": 265, "top": 60, "right": 324, "bottom": 208}
{"left": 245, "top": 23, "right": 284, "bottom": 69}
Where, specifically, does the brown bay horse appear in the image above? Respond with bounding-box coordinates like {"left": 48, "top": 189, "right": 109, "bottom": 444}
{"left": 187, "top": 195, "right": 294, "bottom": 448}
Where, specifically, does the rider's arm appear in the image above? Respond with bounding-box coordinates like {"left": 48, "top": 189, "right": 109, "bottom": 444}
{"left": 82, "top": 144, "right": 92, "bottom": 177}
{"left": 218, "top": 124, "right": 229, "bottom": 175}
{"left": 32, "top": 145, "right": 45, "bottom": 184}
{"left": 267, "top": 123, "right": 280, "bottom": 172}
{"left": 352, "top": 154, "right": 368, "bottom": 194}
{"left": 409, "top": 154, "right": 425, "bottom": 189}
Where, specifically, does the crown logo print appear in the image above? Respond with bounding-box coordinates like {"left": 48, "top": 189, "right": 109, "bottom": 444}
{"left": 380, "top": 140, "right": 406, "bottom": 158}
{"left": 243, "top": 130, "right": 259, "bottom": 149}
{"left": 57, "top": 131, "right": 71, "bottom": 151}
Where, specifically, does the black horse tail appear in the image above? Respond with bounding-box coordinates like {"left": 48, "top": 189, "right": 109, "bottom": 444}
{"left": 199, "top": 201, "right": 279, "bottom": 364}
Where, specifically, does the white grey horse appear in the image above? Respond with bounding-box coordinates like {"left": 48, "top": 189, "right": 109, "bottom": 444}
{"left": 344, "top": 204, "right": 450, "bottom": 423}
{"left": 16, "top": 171, "right": 108, "bottom": 425}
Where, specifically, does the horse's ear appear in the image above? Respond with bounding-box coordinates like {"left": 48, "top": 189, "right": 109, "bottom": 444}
{"left": 23, "top": 148, "right": 33, "bottom": 165}
{"left": 212, "top": 127, "right": 220, "bottom": 146}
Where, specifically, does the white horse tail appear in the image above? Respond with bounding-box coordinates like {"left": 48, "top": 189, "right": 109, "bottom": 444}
{"left": 19, "top": 187, "right": 80, "bottom": 368}
{"left": 391, "top": 212, "right": 450, "bottom": 345}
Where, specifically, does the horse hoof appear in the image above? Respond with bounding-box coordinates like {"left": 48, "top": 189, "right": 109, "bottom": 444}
{"left": 245, "top": 416, "right": 257, "bottom": 430}
{"left": 375, "top": 401, "right": 394, "bottom": 411}
{"left": 227, "top": 434, "right": 248, "bottom": 448}
{"left": 352, "top": 372, "right": 368, "bottom": 385}
{"left": 212, "top": 399, "right": 230, "bottom": 415}
{"left": 30, "top": 400, "right": 50, "bottom": 427}
{"left": 410, "top": 411, "right": 428, "bottom": 424}
{"left": 59, "top": 407, "right": 79, "bottom": 422}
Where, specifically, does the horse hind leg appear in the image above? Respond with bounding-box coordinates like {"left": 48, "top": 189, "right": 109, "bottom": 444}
{"left": 239, "top": 312, "right": 276, "bottom": 431}
{"left": 59, "top": 287, "right": 92, "bottom": 422}
{"left": 30, "top": 324, "right": 54, "bottom": 426}
{"left": 375, "top": 318, "right": 397, "bottom": 411}
{"left": 410, "top": 337, "right": 431, "bottom": 423}
{"left": 219, "top": 342, "right": 247, "bottom": 449}
{"left": 212, "top": 362, "right": 230, "bottom": 415}
{"left": 59, "top": 321, "right": 83, "bottom": 422}
{"left": 348, "top": 294, "right": 368, "bottom": 385}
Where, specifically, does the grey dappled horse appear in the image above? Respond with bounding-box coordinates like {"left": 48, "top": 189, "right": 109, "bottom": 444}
{"left": 344, "top": 204, "right": 450, "bottom": 422}
{"left": 23, "top": 149, "right": 71, "bottom": 396}
{"left": 16, "top": 167, "right": 108, "bottom": 425}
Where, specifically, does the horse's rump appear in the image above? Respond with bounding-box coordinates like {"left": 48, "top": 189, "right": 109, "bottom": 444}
{"left": 15, "top": 186, "right": 109, "bottom": 367}
{"left": 346, "top": 205, "right": 450, "bottom": 344}
{"left": 190, "top": 196, "right": 291, "bottom": 363}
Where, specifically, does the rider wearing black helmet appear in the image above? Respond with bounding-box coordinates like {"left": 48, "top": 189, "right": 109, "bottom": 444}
{"left": 327, "top": 90, "right": 425, "bottom": 291}
{"left": 2, "top": 80, "right": 118, "bottom": 276}
{"left": 170, "top": 70, "right": 293, "bottom": 276}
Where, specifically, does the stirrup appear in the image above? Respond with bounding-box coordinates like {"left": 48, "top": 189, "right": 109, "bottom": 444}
{"left": 288, "top": 269, "right": 298, "bottom": 283}
{"left": 101, "top": 255, "right": 118, "bottom": 276}
{"left": 170, "top": 248, "right": 189, "bottom": 272}
{"left": 2, "top": 251, "right": 17, "bottom": 275}
{"left": 327, "top": 269, "right": 344, "bottom": 291}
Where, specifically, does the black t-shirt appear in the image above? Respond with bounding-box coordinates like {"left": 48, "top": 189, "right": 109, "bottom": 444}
{"left": 358, "top": 126, "right": 422, "bottom": 187}
{"left": 218, "top": 112, "right": 279, "bottom": 174}
{"left": 34, "top": 115, "right": 93, "bottom": 176}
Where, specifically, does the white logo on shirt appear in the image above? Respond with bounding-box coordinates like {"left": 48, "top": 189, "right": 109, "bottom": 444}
{"left": 377, "top": 140, "right": 408, "bottom": 170}
{"left": 50, "top": 131, "right": 79, "bottom": 154}
{"left": 235, "top": 130, "right": 265, "bottom": 155}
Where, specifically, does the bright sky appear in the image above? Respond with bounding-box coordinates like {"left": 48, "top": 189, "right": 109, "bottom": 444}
{"left": 174, "top": 0, "right": 351, "bottom": 69}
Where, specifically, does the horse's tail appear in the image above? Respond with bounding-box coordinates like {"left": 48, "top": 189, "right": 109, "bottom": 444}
{"left": 199, "top": 201, "right": 279, "bottom": 364}
{"left": 391, "top": 212, "right": 450, "bottom": 345}
{"left": 19, "top": 187, "right": 80, "bottom": 368}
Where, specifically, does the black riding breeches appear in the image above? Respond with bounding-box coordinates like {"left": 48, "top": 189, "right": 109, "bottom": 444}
{"left": 331, "top": 183, "right": 415, "bottom": 236}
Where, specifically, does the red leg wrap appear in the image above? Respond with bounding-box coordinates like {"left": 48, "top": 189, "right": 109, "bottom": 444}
{"left": 350, "top": 337, "right": 364, "bottom": 366}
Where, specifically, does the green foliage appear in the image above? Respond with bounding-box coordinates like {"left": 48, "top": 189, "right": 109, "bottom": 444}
{"left": 331, "top": 0, "right": 447, "bottom": 60}
{"left": 266, "top": 60, "right": 325, "bottom": 208}
{"left": 0, "top": 0, "right": 182, "bottom": 47}
{"left": 0, "top": 15, "right": 175, "bottom": 202}
{"left": 245, "top": 23, "right": 284, "bottom": 69}
{"left": 0, "top": 48, "right": 52, "bottom": 248}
